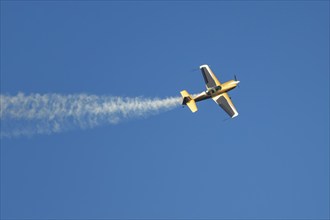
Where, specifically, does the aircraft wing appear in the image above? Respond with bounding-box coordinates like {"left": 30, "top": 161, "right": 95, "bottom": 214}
{"left": 212, "top": 93, "right": 239, "bottom": 118}
{"left": 200, "top": 64, "right": 221, "bottom": 88}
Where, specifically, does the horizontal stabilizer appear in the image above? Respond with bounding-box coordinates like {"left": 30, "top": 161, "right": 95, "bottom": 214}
{"left": 180, "top": 90, "right": 198, "bottom": 113}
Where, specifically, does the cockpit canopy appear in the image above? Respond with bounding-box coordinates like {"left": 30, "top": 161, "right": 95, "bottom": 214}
{"left": 206, "top": 85, "right": 222, "bottom": 95}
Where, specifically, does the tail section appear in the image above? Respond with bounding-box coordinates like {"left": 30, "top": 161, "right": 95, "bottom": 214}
{"left": 180, "top": 90, "right": 198, "bottom": 113}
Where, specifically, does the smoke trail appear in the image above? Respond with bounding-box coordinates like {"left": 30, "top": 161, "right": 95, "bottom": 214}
{"left": 0, "top": 93, "right": 182, "bottom": 138}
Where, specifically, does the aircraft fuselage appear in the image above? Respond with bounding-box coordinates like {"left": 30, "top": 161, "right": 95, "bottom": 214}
{"left": 194, "top": 80, "right": 239, "bottom": 103}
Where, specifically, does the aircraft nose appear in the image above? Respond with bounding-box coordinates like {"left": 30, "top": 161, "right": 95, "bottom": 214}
{"left": 236, "top": 81, "right": 240, "bottom": 84}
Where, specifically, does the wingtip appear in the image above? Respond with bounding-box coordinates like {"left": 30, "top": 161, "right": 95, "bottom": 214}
{"left": 199, "top": 64, "right": 209, "bottom": 69}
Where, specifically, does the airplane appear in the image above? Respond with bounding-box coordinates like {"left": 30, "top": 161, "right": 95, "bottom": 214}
{"left": 180, "top": 64, "right": 240, "bottom": 118}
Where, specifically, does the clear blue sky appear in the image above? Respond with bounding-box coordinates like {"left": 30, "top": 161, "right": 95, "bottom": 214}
{"left": 1, "top": 1, "right": 329, "bottom": 219}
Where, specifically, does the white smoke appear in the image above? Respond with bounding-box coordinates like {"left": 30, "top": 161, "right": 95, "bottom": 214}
{"left": 0, "top": 93, "right": 182, "bottom": 138}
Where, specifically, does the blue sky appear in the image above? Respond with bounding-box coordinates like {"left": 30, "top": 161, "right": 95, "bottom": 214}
{"left": 1, "top": 1, "right": 329, "bottom": 219}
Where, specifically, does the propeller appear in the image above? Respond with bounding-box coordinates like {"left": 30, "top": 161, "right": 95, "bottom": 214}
{"left": 234, "top": 74, "right": 240, "bottom": 87}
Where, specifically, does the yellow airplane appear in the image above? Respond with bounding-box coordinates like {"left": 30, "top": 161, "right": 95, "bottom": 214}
{"left": 181, "top": 64, "right": 240, "bottom": 118}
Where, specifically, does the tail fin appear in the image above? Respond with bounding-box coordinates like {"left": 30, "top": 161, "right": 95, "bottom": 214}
{"left": 180, "top": 90, "right": 198, "bottom": 113}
